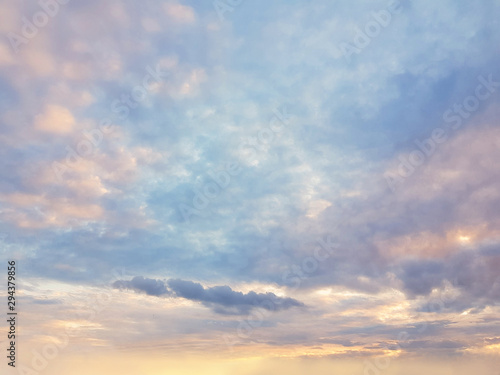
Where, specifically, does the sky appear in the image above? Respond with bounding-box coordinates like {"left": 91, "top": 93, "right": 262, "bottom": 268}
{"left": 0, "top": 0, "right": 500, "bottom": 374}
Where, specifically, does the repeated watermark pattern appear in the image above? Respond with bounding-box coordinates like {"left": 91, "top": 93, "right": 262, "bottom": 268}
{"left": 52, "top": 64, "right": 169, "bottom": 181}
{"left": 7, "top": 0, "right": 70, "bottom": 53}
{"left": 179, "top": 106, "right": 290, "bottom": 223}
{"left": 338, "top": 0, "right": 403, "bottom": 62}
{"left": 17, "top": 267, "right": 131, "bottom": 375}
{"left": 223, "top": 235, "right": 339, "bottom": 350}
{"left": 213, "top": 0, "right": 245, "bottom": 22}
{"left": 363, "top": 281, "right": 461, "bottom": 375}
{"left": 385, "top": 73, "right": 500, "bottom": 192}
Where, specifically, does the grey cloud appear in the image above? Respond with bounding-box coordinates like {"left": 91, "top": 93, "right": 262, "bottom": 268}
{"left": 318, "top": 338, "right": 361, "bottom": 347}
{"left": 398, "top": 260, "right": 445, "bottom": 298}
{"left": 113, "top": 276, "right": 305, "bottom": 315}
{"left": 403, "top": 340, "right": 466, "bottom": 350}
{"left": 113, "top": 276, "right": 170, "bottom": 296}
{"left": 404, "top": 245, "right": 500, "bottom": 314}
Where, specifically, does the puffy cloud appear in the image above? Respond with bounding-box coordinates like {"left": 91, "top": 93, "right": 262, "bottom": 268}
{"left": 164, "top": 3, "right": 196, "bottom": 24}
{"left": 34, "top": 104, "right": 75, "bottom": 134}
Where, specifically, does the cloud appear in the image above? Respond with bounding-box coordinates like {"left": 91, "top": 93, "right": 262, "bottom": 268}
{"left": 164, "top": 3, "right": 196, "bottom": 24}
{"left": 398, "top": 260, "right": 445, "bottom": 298}
{"left": 168, "top": 278, "right": 305, "bottom": 314}
{"left": 2, "top": 0, "right": 500, "bottom": 363}
{"left": 113, "top": 276, "right": 170, "bottom": 296}
{"left": 113, "top": 276, "right": 305, "bottom": 315}
{"left": 34, "top": 104, "right": 75, "bottom": 134}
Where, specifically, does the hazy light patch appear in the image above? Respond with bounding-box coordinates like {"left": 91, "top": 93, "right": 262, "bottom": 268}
{"left": 314, "top": 288, "right": 333, "bottom": 296}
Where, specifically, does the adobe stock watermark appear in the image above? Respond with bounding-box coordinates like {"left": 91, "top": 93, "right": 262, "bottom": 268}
{"left": 178, "top": 162, "right": 243, "bottom": 223}
{"left": 338, "top": 0, "right": 403, "bottom": 62}
{"left": 51, "top": 64, "right": 169, "bottom": 181}
{"left": 237, "top": 106, "right": 290, "bottom": 162}
{"left": 16, "top": 267, "right": 131, "bottom": 375}
{"left": 213, "top": 0, "right": 245, "bottom": 22}
{"left": 223, "top": 235, "right": 339, "bottom": 351}
{"left": 385, "top": 73, "right": 499, "bottom": 192}
{"left": 363, "top": 282, "right": 460, "bottom": 375}
{"left": 178, "top": 106, "right": 290, "bottom": 223}
{"left": 7, "top": 0, "right": 70, "bottom": 54}
{"left": 281, "top": 235, "right": 339, "bottom": 291}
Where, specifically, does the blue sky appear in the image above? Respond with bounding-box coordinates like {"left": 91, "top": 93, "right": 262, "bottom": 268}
{"left": 1, "top": 0, "right": 500, "bottom": 374}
